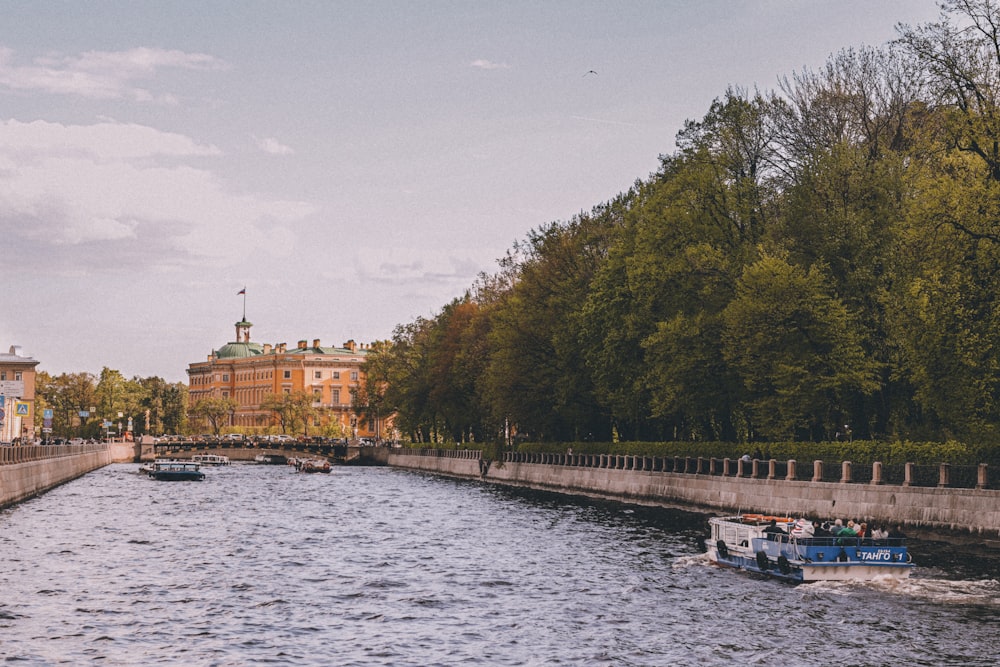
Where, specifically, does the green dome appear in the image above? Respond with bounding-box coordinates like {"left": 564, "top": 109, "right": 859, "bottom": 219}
{"left": 216, "top": 341, "right": 264, "bottom": 359}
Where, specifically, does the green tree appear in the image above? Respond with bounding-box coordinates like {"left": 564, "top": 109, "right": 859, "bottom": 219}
{"left": 721, "top": 254, "right": 880, "bottom": 440}
{"left": 260, "top": 391, "right": 315, "bottom": 437}
{"left": 190, "top": 396, "right": 237, "bottom": 435}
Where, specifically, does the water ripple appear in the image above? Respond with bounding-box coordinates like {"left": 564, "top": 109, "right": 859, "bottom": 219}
{"left": 0, "top": 463, "right": 997, "bottom": 665}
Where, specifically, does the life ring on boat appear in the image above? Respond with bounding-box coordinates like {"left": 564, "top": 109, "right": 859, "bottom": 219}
{"left": 756, "top": 550, "right": 770, "bottom": 571}
{"left": 716, "top": 540, "right": 729, "bottom": 559}
{"left": 777, "top": 555, "right": 791, "bottom": 574}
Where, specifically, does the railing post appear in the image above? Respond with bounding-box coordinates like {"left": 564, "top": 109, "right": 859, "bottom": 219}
{"left": 812, "top": 460, "right": 823, "bottom": 483}
{"left": 977, "top": 463, "right": 989, "bottom": 490}
{"left": 903, "top": 462, "right": 914, "bottom": 487}
{"left": 722, "top": 457, "right": 731, "bottom": 477}
{"left": 786, "top": 459, "right": 796, "bottom": 481}
{"left": 938, "top": 462, "right": 950, "bottom": 488}
{"left": 751, "top": 458, "right": 760, "bottom": 478}
{"left": 841, "top": 461, "right": 852, "bottom": 483}
{"left": 871, "top": 461, "right": 883, "bottom": 485}
{"left": 767, "top": 459, "right": 776, "bottom": 480}
{"left": 737, "top": 457, "right": 746, "bottom": 477}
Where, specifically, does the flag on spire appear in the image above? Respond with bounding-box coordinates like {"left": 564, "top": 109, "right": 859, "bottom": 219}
{"left": 237, "top": 287, "right": 246, "bottom": 295}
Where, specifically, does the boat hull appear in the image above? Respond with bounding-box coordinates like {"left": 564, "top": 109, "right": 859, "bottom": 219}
{"left": 150, "top": 470, "right": 205, "bottom": 481}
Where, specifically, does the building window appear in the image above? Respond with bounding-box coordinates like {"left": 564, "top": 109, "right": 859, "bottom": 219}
{"left": 350, "top": 371, "right": 359, "bottom": 381}
{"left": 314, "top": 371, "right": 322, "bottom": 379}
{"left": 313, "top": 388, "right": 322, "bottom": 400}
{"left": 15, "top": 372, "right": 22, "bottom": 381}
{"left": 0, "top": 372, "right": 5, "bottom": 381}
{"left": 222, "top": 374, "right": 229, "bottom": 382}
{"left": 333, "top": 371, "right": 340, "bottom": 379}
{"left": 283, "top": 370, "right": 291, "bottom": 379}
{"left": 332, "top": 389, "right": 340, "bottom": 404}
{"left": 222, "top": 391, "right": 229, "bottom": 398}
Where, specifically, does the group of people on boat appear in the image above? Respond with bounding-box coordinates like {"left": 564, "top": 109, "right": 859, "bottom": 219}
{"left": 763, "top": 517, "right": 906, "bottom": 541}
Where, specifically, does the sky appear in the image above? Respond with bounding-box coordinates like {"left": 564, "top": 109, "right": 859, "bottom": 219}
{"left": 0, "top": 1, "right": 944, "bottom": 383}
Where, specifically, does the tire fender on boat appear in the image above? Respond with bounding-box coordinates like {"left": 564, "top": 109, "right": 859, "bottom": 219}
{"left": 777, "top": 555, "right": 791, "bottom": 574}
{"left": 755, "top": 550, "right": 770, "bottom": 571}
{"left": 716, "top": 540, "right": 729, "bottom": 559}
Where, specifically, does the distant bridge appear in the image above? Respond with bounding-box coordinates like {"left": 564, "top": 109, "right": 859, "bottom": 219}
{"left": 149, "top": 439, "right": 374, "bottom": 465}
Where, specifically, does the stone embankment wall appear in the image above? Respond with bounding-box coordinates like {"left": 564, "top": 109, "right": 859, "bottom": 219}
{"left": 0, "top": 444, "right": 113, "bottom": 510}
{"left": 367, "top": 448, "right": 1000, "bottom": 537}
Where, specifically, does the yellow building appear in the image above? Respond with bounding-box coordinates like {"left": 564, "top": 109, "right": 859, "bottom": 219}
{"left": 187, "top": 318, "right": 382, "bottom": 438}
{"left": 0, "top": 345, "right": 39, "bottom": 444}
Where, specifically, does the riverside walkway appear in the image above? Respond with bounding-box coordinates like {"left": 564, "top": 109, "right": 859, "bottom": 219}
{"left": 371, "top": 448, "right": 1000, "bottom": 536}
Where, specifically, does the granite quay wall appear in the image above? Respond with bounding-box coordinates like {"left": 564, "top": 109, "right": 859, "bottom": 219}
{"left": 370, "top": 448, "right": 1000, "bottom": 537}
{"left": 0, "top": 443, "right": 112, "bottom": 510}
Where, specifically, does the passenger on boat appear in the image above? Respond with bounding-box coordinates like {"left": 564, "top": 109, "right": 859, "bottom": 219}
{"left": 838, "top": 521, "right": 858, "bottom": 538}
{"left": 763, "top": 519, "right": 786, "bottom": 537}
{"left": 870, "top": 524, "right": 889, "bottom": 540}
{"left": 855, "top": 522, "right": 868, "bottom": 538}
{"left": 790, "top": 518, "right": 814, "bottom": 538}
{"left": 813, "top": 521, "right": 833, "bottom": 537}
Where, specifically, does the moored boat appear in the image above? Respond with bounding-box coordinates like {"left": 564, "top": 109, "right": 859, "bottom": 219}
{"left": 706, "top": 514, "right": 912, "bottom": 582}
{"left": 254, "top": 453, "right": 287, "bottom": 465}
{"left": 147, "top": 460, "right": 206, "bottom": 481}
{"left": 192, "top": 454, "right": 230, "bottom": 466}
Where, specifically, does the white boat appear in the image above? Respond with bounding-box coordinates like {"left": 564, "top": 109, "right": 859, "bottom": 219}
{"left": 254, "top": 453, "right": 287, "bottom": 465}
{"left": 192, "top": 454, "right": 230, "bottom": 466}
{"left": 706, "top": 514, "right": 913, "bottom": 582}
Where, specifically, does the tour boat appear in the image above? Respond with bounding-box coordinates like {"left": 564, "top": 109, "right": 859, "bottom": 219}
{"left": 192, "top": 454, "right": 230, "bottom": 466}
{"left": 706, "top": 514, "right": 913, "bottom": 582}
{"left": 147, "top": 460, "right": 206, "bottom": 481}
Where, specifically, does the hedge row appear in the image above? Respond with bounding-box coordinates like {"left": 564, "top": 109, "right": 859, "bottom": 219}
{"left": 507, "top": 440, "right": 998, "bottom": 467}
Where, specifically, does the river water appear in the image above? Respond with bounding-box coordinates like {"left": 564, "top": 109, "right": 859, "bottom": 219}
{"left": 1, "top": 463, "right": 999, "bottom": 666}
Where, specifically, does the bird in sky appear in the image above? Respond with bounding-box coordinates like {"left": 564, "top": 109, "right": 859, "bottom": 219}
{"left": 584, "top": 70, "right": 598, "bottom": 76}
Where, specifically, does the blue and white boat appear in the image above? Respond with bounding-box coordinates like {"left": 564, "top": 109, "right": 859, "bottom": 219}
{"left": 707, "top": 514, "right": 912, "bottom": 582}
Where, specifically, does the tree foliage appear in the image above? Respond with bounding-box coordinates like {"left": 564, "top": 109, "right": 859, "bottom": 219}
{"left": 367, "top": 1, "right": 1000, "bottom": 446}
{"left": 34, "top": 370, "right": 187, "bottom": 439}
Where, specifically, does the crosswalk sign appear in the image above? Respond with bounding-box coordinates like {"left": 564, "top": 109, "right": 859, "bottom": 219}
{"left": 15, "top": 402, "right": 29, "bottom": 416}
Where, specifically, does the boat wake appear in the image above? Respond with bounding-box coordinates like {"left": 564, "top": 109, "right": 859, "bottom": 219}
{"left": 801, "top": 574, "right": 1000, "bottom": 605}
{"left": 672, "top": 552, "right": 713, "bottom": 570}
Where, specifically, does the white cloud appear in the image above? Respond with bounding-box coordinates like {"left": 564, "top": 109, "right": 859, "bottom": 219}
{"left": 0, "top": 46, "right": 228, "bottom": 101}
{"left": 253, "top": 135, "right": 294, "bottom": 155}
{"left": 0, "top": 118, "right": 314, "bottom": 260}
{"left": 0, "top": 118, "right": 221, "bottom": 160}
{"left": 470, "top": 59, "right": 510, "bottom": 70}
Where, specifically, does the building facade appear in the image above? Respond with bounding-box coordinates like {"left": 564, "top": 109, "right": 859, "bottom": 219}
{"left": 0, "top": 345, "right": 40, "bottom": 444}
{"left": 187, "top": 318, "right": 382, "bottom": 439}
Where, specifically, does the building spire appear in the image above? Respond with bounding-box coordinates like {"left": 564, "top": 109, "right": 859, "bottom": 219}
{"left": 235, "top": 287, "right": 251, "bottom": 342}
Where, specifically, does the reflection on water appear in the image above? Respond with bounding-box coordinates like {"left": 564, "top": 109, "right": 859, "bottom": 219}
{"left": 0, "top": 463, "right": 997, "bottom": 666}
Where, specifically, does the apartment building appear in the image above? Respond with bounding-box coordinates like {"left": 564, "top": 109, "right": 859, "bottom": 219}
{"left": 0, "top": 345, "right": 39, "bottom": 443}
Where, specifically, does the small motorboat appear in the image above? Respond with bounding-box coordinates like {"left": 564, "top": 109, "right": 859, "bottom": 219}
{"left": 147, "top": 460, "right": 205, "bottom": 481}
{"left": 297, "top": 459, "right": 332, "bottom": 473}
{"left": 706, "top": 514, "right": 912, "bottom": 582}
